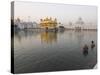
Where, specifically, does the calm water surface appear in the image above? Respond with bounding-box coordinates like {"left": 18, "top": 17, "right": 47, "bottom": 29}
{"left": 13, "top": 30, "right": 97, "bottom": 73}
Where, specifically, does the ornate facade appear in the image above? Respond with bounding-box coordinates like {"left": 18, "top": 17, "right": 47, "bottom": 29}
{"left": 40, "top": 17, "right": 57, "bottom": 29}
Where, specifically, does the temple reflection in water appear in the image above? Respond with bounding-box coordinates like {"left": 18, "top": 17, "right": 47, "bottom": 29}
{"left": 40, "top": 31, "right": 57, "bottom": 44}
{"left": 14, "top": 30, "right": 58, "bottom": 44}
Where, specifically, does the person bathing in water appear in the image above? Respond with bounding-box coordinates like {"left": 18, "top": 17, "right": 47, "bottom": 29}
{"left": 91, "top": 40, "right": 95, "bottom": 49}
{"left": 83, "top": 40, "right": 95, "bottom": 51}
{"left": 83, "top": 44, "right": 88, "bottom": 51}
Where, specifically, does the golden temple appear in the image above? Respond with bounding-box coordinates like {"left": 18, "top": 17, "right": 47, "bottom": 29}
{"left": 40, "top": 17, "right": 57, "bottom": 29}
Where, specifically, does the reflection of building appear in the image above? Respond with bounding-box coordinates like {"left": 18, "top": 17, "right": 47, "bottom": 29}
{"left": 75, "top": 17, "right": 84, "bottom": 30}
{"left": 40, "top": 17, "right": 57, "bottom": 29}
{"left": 40, "top": 32, "right": 57, "bottom": 44}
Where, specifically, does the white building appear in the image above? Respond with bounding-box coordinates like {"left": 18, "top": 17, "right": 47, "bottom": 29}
{"left": 75, "top": 17, "right": 84, "bottom": 30}
{"left": 14, "top": 18, "right": 38, "bottom": 29}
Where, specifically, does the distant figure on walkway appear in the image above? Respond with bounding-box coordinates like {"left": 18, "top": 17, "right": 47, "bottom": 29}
{"left": 91, "top": 40, "right": 95, "bottom": 49}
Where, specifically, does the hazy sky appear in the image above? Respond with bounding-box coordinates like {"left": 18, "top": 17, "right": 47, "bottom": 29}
{"left": 14, "top": 1, "right": 97, "bottom": 25}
